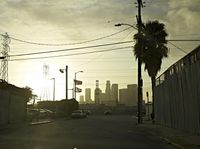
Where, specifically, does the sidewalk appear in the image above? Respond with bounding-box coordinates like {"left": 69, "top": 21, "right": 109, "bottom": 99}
{"left": 137, "top": 119, "right": 200, "bottom": 149}
{"left": 0, "top": 119, "right": 53, "bottom": 133}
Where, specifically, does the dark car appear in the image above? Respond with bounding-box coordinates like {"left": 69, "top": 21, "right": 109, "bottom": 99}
{"left": 104, "top": 110, "right": 112, "bottom": 115}
{"left": 82, "top": 110, "right": 91, "bottom": 115}
{"left": 71, "top": 110, "right": 87, "bottom": 119}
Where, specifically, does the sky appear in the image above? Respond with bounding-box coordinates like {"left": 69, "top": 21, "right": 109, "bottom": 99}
{"left": 0, "top": 0, "right": 200, "bottom": 102}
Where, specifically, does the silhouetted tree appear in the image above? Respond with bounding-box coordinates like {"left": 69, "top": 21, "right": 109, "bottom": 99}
{"left": 134, "top": 20, "right": 168, "bottom": 121}
{"left": 23, "top": 86, "right": 34, "bottom": 102}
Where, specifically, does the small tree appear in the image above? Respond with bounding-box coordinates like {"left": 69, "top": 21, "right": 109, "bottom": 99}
{"left": 23, "top": 86, "right": 34, "bottom": 102}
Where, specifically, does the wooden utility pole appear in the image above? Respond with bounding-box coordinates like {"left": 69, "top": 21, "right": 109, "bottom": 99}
{"left": 66, "top": 65, "right": 68, "bottom": 100}
{"left": 136, "top": 0, "right": 144, "bottom": 124}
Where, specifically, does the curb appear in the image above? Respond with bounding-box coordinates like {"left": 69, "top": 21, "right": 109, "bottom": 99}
{"left": 146, "top": 129, "right": 184, "bottom": 149}
{"left": 160, "top": 137, "right": 184, "bottom": 149}
{"left": 28, "top": 120, "right": 53, "bottom": 126}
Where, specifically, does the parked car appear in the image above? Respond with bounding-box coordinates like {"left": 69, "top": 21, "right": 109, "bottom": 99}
{"left": 26, "top": 108, "right": 39, "bottom": 121}
{"left": 39, "top": 109, "right": 55, "bottom": 118}
{"left": 71, "top": 110, "right": 87, "bottom": 119}
{"left": 104, "top": 110, "right": 112, "bottom": 115}
{"left": 82, "top": 110, "right": 91, "bottom": 115}
{"left": 27, "top": 108, "right": 55, "bottom": 121}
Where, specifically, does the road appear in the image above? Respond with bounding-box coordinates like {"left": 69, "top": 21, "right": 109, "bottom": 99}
{"left": 0, "top": 115, "right": 176, "bottom": 149}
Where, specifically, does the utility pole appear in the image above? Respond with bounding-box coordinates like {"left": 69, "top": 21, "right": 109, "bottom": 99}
{"left": 65, "top": 65, "right": 68, "bottom": 100}
{"left": 146, "top": 92, "right": 150, "bottom": 120}
{"left": 0, "top": 33, "right": 10, "bottom": 82}
{"left": 136, "top": 0, "right": 144, "bottom": 124}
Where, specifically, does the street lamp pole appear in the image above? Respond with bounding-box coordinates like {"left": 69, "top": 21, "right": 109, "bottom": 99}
{"left": 74, "top": 71, "right": 83, "bottom": 100}
{"left": 50, "top": 78, "right": 55, "bottom": 101}
{"left": 59, "top": 65, "right": 68, "bottom": 100}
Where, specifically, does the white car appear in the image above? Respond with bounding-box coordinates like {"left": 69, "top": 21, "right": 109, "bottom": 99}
{"left": 71, "top": 110, "right": 87, "bottom": 119}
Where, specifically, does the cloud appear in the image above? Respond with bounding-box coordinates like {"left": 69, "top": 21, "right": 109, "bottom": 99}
{"left": 1, "top": 0, "right": 136, "bottom": 40}
{"left": 167, "top": 0, "right": 200, "bottom": 37}
{"left": 2, "top": 0, "right": 199, "bottom": 41}
{"left": 3, "top": 0, "right": 134, "bottom": 26}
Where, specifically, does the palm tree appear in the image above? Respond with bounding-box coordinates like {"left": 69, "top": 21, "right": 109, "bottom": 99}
{"left": 134, "top": 20, "right": 168, "bottom": 122}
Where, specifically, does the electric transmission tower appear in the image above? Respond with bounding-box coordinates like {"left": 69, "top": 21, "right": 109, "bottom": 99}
{"left": 0, "top": 33, "right": 10, "bottom": 82}
{"left": 40, "top": 63, "right": 50, "bottom": 101}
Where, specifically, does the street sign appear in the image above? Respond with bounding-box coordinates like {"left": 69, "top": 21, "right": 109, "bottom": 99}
{"left": 74, "top": 80, "right": 82, "bottom": 85}
{"left": 75, "top": 87, "right": 82, "bottom": 93}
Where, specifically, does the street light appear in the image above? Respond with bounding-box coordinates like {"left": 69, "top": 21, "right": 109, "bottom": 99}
{"left": 50, "top": 78, "right": 55, "bottom": 101}
{"left": 74, "top": 71, "right": 83, "bottom": 100}
{"left": 115, "top": 23, "right": 143, "bottom": 123}
{"left": 0, "top": 56, "right": 5, "bottom": 59}
{"left": 114, "top": 23, "right": 138, "bottom": 30}
{"left": 59, "top": 65, "right": 68, "bottom": 100}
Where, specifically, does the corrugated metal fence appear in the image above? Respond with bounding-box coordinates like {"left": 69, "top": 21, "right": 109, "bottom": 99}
{"left": 154, "top": 46, "right": 200, "bottom": 134}
{"left": 0, "top": 90, "right": 27, "bottom": 125}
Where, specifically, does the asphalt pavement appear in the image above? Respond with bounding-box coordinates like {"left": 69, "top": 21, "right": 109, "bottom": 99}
{"left": 0, "top": 115, "right": 176, "bottom": 149}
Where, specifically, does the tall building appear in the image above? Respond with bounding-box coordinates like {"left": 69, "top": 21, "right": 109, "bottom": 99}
{"left": 85, "top": 88, "right": 92, "bottom": 103}
{"left": 111, "top": 84, "right": 118, "bottom": 104}
{"left": 95, "top": 80, "right": 101, "bottom": 105}
{"left": 119, "top": 88, "right": 128, "bottom": 105}
{"left": 105, "top": 80, "right": 111, "bottom": 101}
{"left": 79, "top": 95, "right": 84, "bottom": 104}
{"left": 119, "top": 84, "right": 137, "bottom": 106}
{"left": 101, "top": 82, "right": 118, "bottom": 106}
{"left": 127, "top": 84, "right": 137, "bottom": 106}
{"left": 100, "top": 93, "right": 106, "bottom": 104}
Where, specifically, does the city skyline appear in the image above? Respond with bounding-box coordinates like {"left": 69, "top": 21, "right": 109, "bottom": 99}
{"left": 80, "top": 80, "right": 137, "bottom": 106}
{"left": 0, "top": 0, "right": 199, "bottom": 101}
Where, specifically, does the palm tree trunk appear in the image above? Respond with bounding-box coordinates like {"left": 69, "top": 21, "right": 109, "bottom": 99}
{"left": 151, "top": 76, "right": 156, "bottom": 123}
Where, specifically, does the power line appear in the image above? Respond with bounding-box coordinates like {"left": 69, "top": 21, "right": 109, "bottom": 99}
{"left": 9, "top": 41, "right": 133, "bottom": 57}
{"left": 74, "top": 27, "right": 135, "bottom": 68}
{"left": 80, "top": 75, "right": 136, "bottom": 78}
{"left": 168, "top": 39, "right": 200, "bottom": 41}
{"left": 6, "top": 27, "right": 132, "bottom": 46}
{"left": 168, "top": 41, "right": 188, "bottom": 54}
{"left": 83, "top": 68, "right": 136, "bottom": 71}
{"left": 9, "top": 46, "right": 132, "bottom": 61}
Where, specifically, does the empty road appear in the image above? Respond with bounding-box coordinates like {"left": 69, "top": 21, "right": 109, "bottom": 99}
{"left": 0, "top": 115, "right": 175, "bottom": 149}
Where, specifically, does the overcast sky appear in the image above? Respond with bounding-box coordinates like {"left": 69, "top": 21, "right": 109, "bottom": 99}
{"left": 0, "top": 0, "right": 200, "bottom": 101}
